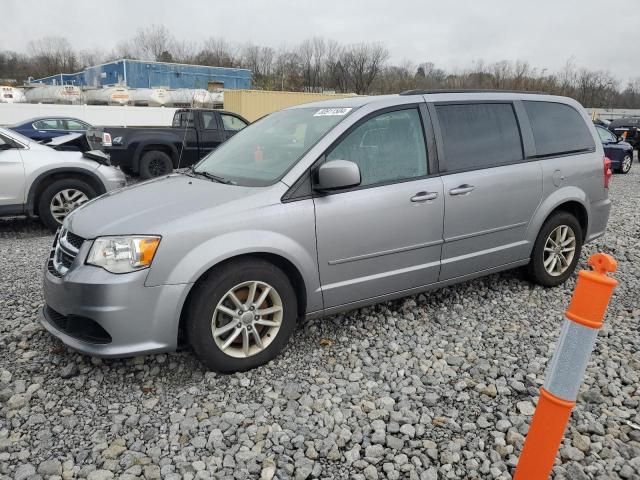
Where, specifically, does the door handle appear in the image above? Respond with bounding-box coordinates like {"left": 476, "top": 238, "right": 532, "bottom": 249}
{"left": 410, "top": 191, "right": 438, "bottom": 202}
{"left": 449, "top": 184, "right": 475, "bottom": 196}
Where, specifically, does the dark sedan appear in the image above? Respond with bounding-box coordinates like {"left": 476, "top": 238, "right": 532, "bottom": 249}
{"left": 10, "top": 117, "right": 92, "bottom": 143}
{"left": 596, "top": 125, "right": 633, "bottom": 174}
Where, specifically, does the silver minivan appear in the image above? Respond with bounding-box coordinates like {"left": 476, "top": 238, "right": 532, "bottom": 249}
{"left": 41, "top": 91, "right": 612, "bottom": 372}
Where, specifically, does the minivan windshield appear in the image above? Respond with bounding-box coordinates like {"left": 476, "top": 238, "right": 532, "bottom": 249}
{"left": 193, "top": 107, "right": 353, "bottom": 186}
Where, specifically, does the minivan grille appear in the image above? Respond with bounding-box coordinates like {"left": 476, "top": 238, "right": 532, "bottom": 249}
{"left": 47, "top": 228, "right": 84, "bottom": 277}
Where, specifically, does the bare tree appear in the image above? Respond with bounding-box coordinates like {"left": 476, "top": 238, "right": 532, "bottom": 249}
{"left": 77, "top": 48, "right": 107, "bottom": 69}
{"left": 340, "top": 43, "right": 389, "bottom": 94}
{"left": 5, "top": 32, "right": 640, "bottom": 108}
{"left": 28, "top": 36, "right": 77, "bottom": 78}
{"left": 196, "top": 38, "right": 237, "bottom": 67}
{"left": 132, "top": 24, "right": 176, "bottom": 62}
{"left": 240, "top": 44, "right": 275, "bottom": 88}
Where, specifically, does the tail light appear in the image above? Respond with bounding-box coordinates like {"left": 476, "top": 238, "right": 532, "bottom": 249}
{"left": 102, "top": 132, "right": 112, "bottom": 147}
{"left": 603, "top": 156, "right": 612, "bottom": 188}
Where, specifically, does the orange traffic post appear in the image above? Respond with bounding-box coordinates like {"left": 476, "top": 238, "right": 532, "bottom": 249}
{"left": 514, "top": 253, "right": 618, "bottom": 480}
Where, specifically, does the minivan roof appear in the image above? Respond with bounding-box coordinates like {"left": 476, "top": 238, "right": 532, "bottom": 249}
{"left": 289, "top": 90, "right": 575, "bottom": 110}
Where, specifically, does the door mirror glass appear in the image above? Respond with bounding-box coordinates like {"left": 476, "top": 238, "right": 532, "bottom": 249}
{"left": 315, "top": 160, "right": 361, "bottom": 191}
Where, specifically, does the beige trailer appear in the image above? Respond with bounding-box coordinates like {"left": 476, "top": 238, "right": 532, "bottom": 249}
{"left": 223, "top": 89, "right": 355, "bottom": 122}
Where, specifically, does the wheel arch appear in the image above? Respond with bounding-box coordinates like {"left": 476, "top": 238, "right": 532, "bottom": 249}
{"left": 177, "top": 252, "right": 309, "bottom": 345}
{"left": 26, "top": 168, "right": 107, "bottom": 216}
{"left": 527, "top": 190, "right": 589, "bottom": 254}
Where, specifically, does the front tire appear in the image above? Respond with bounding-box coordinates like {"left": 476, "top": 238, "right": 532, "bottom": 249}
{"left": 139, "top": 150, "right": 173, "bottom": 179}
{"left": 38, "top": 178, "right": 97, "bottom": 231}
{"left": 618, "top": 154, "right": 632, "bottom": 174}
{"left": 187, "top": 258, "right": 298, "bottom": 373}
{"left": 528, "top": 212, "right": 583, "bottom": 287}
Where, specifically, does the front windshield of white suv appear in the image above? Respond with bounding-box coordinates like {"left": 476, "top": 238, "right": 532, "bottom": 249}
{"left": 193, "top": 107, "right": 354, "bottom": 186}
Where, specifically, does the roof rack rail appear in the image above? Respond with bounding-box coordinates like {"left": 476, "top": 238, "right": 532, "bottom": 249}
{"left": 399, "top": 89, "right": 548, "bottom": 96}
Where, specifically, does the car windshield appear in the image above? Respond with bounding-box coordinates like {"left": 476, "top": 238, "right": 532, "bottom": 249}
{"left": 193, "top": 107, "right": 354, "bottom": 186}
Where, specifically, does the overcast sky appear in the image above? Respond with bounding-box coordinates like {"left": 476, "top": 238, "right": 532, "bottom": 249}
{"left": 2, "top": 0, "right": 637, "bottom": 83}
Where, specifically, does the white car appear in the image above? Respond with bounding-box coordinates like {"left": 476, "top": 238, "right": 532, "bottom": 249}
{"left": 0, "top": 127, "right": 126, "bottom": 230}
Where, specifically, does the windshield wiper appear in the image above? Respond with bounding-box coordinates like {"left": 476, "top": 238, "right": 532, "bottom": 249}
{"left": 189, "top": 168, "right": 235, "bottom": 185}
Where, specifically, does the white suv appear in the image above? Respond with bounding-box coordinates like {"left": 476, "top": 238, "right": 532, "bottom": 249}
{"left": 0, "top": 127, "right": 125, "bottom": 230}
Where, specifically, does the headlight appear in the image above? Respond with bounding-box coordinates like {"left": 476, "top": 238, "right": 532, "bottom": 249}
{"left": 87, "top": 236, "right": 161, "bottom": 273}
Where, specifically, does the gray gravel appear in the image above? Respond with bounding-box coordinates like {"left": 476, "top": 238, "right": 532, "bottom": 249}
{"left": 1, "top": 169, "right": 639, "bottom": 480}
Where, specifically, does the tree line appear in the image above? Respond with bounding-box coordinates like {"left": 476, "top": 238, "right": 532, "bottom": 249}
{"left": 1, "top": 25, "right": 640, "bottom": 108}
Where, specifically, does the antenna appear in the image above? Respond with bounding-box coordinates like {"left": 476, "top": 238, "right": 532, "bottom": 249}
{"left": 176, "top": 90, "right": 198, "bottom": 171}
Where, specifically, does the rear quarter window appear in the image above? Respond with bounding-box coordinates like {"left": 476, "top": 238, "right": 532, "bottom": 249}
{"left": 524, "top": 101, "right": 595, "bottom": 157}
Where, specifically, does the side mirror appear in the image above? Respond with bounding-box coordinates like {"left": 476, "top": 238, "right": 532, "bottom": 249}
{"left": 315, "top": 160, "right": 361, "bottom": 191}
{"left": 616, "top": 135, "right": 623, "bottom": 143}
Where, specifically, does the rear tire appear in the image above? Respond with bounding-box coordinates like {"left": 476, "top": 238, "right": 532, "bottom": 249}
{"left": 618, "top": 154, "right": 632, "bottom": 174}
{"left": 139, "top": 151, "right": 173, "bottom": 179}
{"left": 38, "top": 178, "right": 97, "bottom": 231}
{"left": 187, "top": 258, "right": 298, "bottom": 373}
{"left": 528, "top": 212, "right": 583, "bottom": 287}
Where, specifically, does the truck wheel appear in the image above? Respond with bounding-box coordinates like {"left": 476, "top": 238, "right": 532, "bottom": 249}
{"left": 38, "top": 178, "right": 97, "bottom": 231}
{"left": 528, "top": 212, "right": 583, "bottom": 287}
{"left": 187, "top": 258, "right": 298, "bottom": 373}
{"left": 139, "top": 151, "right": 173, "bottom": 179}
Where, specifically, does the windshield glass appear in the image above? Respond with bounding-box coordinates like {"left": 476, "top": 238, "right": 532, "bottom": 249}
{"left": 193, "top": 107, "right": 353, "bottom": 186}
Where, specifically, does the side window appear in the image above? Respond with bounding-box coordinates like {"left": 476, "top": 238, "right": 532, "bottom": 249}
{"left": 221, "top": 114, "right": 248, "bottom": 132}
{"left": 436, "top": 103, "right": 523, "bottom": 172}
{"left": 201, "top": 112, "right": 218, "bottom": 130}
{"left": 326, "top": 108, "right": 428, "bottom": 187}
{"left": 34, "top": 119, "right": 62, "bottom": 130}
{"left": 172, "top": 112, "right": 194, "bottom": 128}
{"left": 596, "top": 126, "right": 615, "bottom": 143}
{"left": 524, "top": 101, "right": 595, "bottom": 157}
{"left": 64, "top": 120, "right": 88, "bottom": 131}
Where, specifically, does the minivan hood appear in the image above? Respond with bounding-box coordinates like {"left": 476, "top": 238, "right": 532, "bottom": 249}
{"left": 66, "top": 174, "right": 261, "bottom": 238}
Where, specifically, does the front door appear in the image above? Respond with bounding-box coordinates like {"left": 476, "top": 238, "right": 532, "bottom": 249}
{"left": 0, "top": 135, "right": 26, "bottom": 207}
{"left": 314, "top": 107, "right": 444, "bottom": 308}
{"left": 198, "top": 111, "right": 226, "bottom": 157}
{"left": 432, "top": 102, "right": 542, "bottom": 280}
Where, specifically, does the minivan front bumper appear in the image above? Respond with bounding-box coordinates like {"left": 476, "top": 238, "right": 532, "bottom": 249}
{"left": 41, "top": 262, "right": 190, "bottom": 358}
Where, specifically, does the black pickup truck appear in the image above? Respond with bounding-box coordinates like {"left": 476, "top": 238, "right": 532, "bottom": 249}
{"left": 608, "top": 117, "right": 640, "bottom": 150}
{"left": 86, "top": 109, "right": 249, "bottom": 178}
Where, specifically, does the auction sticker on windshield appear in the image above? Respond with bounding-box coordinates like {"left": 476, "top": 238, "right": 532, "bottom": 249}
{"left": 314, "top": 108, "right": 352, "bottom": 116}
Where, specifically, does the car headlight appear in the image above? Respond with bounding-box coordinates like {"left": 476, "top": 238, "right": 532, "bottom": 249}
{"left": 87, "top": 236, "right": 161, "bottom": 273}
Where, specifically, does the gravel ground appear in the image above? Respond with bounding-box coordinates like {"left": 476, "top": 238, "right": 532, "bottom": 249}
{"left": 0, "top": 169, "right": 639, "bottom": 480}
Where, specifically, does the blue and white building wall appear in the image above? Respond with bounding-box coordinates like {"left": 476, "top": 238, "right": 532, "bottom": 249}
{"left": 32, "top": 59, "right": 252, "bottom": 90}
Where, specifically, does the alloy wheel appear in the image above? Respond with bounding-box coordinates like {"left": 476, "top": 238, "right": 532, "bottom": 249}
{"left": 50, "top": 189, "right": 89, "bottom": 224}
{"left": 211, "top": 281, "right": 283, "bottom": 358}
{"left": 543, "top": 225, "right": 576, "bottom": 276}
{"left": 149, "top": 158, "right": 168, "bottom": 177}
{"left": 622, "top": 155, "right": 632, "bottom": 173}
